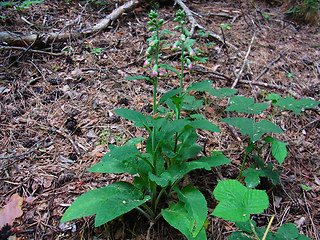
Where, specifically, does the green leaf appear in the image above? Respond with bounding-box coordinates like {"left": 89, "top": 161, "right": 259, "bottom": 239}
{"left": 222, "top": 118, "right": 283, "bottom": 142}
{"left": 300, "top": 184, "right": 312, "bottom": 191}
{"left": 181, "top": 95, "right": 203, "bottom": 111}
{"left": 253, "top": 155, "right": 280, "bottom": 185}
{"left": 266, "top": 93, "right": 280, "bottom": 102}
{"left": 186, "top": 80, "right": 212, "bottom": 92}
{"left": 159, "top": 64, "right": 181, "bottom": 77}
{"left": 189, "top": 118, "right": 220, "bottom": 132}
{"left": 61, "top": 182, "right": 150, "bottom": 227}
{"left": 263, "top": 137, "right": 288, "bottom": 165}
{"left": 88, "top": 145, "right": 141, "bottom": 174}
{"left": 158, "top": 88, "right": 181, "bottom": 105}
{"left": 243, "top": 168, "right": 264, "bottom": 188}
{"left": 124, "top": 75, "right": 151, "bottom": 82}
{"left": 162, "top": 186, "right": 207, "bottom": 239}
{"left": 208, "top": 88, "right": 237, "bottom": 97}
{"left": 275, "top": 96, "right": 320, "bottom": 114}
{"left": 212, "top": 180, "right": 269, "bottom": 222}
{"left": 115, "top": 108, "right": 148, "bottom": 127}
{"left": 225, "top": 96, "right": 269, "bottom": 114}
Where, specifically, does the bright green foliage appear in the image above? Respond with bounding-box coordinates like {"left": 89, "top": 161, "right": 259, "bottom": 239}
{"left": 61, "top": 9, "right": 316, "bottom": 240}
{"left": 226, "top": 96, "right": 269, "bottom": 114}
{"left": 221, "top": 117, "right": 283, "bottom": 142}
{"left": 263, "top": 136, "right": 288, "bottom": 165}
{"left": 229, "top": 221, "right": 311, "bottom": 240}
{"left": 60, "top": 182, "right": 150, "bottom": 227}
{"left": 0, "top": 0, "right": 42, "bottom": 10}
{"left": 162, "top": 186, "right": 207, "bottom": 239}
{"left": 273, "top": 96, "right": 319, "bottom": 114}
{"left": 212, "top": 180, "right": 269, "bottom": 222}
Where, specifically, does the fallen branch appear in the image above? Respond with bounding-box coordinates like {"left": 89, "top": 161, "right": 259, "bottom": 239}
{"left": 0, "top": 0, "right": 141, "bottom": 47}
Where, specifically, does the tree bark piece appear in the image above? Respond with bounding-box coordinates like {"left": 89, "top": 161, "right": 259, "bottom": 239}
{"left": 0, "top": 0, "right": 141, "bottom": 47}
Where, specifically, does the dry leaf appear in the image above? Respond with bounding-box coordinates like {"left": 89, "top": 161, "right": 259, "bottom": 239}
{"left": 0, "top": 194, "right": 24, "bottom": 228}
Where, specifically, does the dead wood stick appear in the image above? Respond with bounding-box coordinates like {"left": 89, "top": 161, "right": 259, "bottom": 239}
{"left": 253, "top": 50, "right": 287, "bottom": 82}
{"left": 231, "top": 32, "right": 256, "bottom": 89}
{"left": 0, "top": 46, "right": 64, "bottom": 56}
{"left": 174, "top": 0, "right": 237, "bottom": 50}
{"left": 0, "top": 0, "right": 141, "bottom": 47}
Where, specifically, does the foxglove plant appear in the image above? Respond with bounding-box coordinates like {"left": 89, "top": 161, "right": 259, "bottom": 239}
{"left": 60, "top": 9, "right": 318, "bottom": 240}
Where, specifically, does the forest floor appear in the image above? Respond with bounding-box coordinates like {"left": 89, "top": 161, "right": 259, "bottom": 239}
{"left": 0, "top": 0, "right": 319, "bottom": 239}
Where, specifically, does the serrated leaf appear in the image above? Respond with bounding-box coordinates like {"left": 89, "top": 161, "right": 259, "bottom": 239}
{"left": 225, "top": 96, "right": 269, "bottom": 114}
{"left": 61, "top": 182, "right": 150, "bottom": 227}
{"left": 264, "top": 137, "right": 288, "bottom": 165}
{"left": 275, "top": 96, "right": 320, "bottom": 114}
{"left": 189, "top": 119, "right": 220, "bottom": 132}
{"left": 159, "top": 64, "right": 181, "bottom": 77}
{"left": 115, "top": 108, "right": 148, "bottom": 127}
{"left": 186, "top": 80, "right": 212, "bottom": 92}
{"left": 208, "top": 88, "right": 237, "bottom": 97}
{"left": 162, "top": 186, "right": 207, "bottom": 239}
{"left": 212, "top": 180, "right": 269, "bottom": 222}
{"left": 222, "top": 118, "right": 283, "bottom": 142}
{"left": 181, "top": 95, "right": 203, "bottom": 111}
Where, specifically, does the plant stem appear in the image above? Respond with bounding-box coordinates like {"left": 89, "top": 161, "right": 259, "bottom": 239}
{"left": 262, "top": 215, "right": 274, "bottom": 240}
{"left": 249, "top": 219, "right": 260, "bottom": 240}
{"left": 237, "top": 149, "right": 249, "bottom": 181}
{"left": 135, "top": 206, "right": 152, "bottom": 220}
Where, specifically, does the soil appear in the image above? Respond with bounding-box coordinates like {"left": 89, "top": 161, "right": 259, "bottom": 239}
{"left": 0, "top": 0, "right": 319, "bottom": 239}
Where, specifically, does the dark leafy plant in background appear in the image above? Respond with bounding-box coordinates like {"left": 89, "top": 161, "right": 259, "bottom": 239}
{"left": 285, "top": 0, "right": 320, "bottom": 25}
{"left": 61, "top": 10, "right": 318, "bottom": 240}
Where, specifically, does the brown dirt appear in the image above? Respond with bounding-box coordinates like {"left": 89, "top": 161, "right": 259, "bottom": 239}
{"left": 0, "top": 0, "right": 319, "bottom": 239}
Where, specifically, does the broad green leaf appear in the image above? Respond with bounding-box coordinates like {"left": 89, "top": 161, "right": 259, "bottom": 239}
{"left": 159, "top": 63, "right": 181, "bottom": 77}
{"left": 221, "top": 118, "right": 283, "bottom": 142}
{"left": 181, "top": 95, "right": 203, "bottom": 111}
{"left": 61, "top": 182, "right": 150, "bottom": 227}
{"left": 160, "top": 151, "right": 231, "bottom": 185}
{"left": 275, "top": 223, "right": 301, "bottom": 240}
{"left": 225, "top": 96, "right": 269, "bottom": 114}
{"left": 125, "top": 137, "right": 145, "bottom": 146}
{"left": 148, "top": 172, "right": 169, "bottom": 187}
{"left": 243, "top": 168, "right": 264, "bottom": 188}
{"left": 158, "top": 88, "right": 180, "bottom": 105}
{"left": 264, "top": 137, "right": 288, "bottom": 165}
{"left": 275, "top": 96, "right": 320, "bottom": 114}
{"left": 253, "top": 155, "right": 280, "bottom": 185}
{"left": 115, "top": 108, "right": 148, "bottom": 127}
{"left": 189, "top": 119, "right": 220, "bottom": 132}
{"left": 212, "top": 180, "right": 269, "bottom": 222}
{"left": 208, "top": 88, "right": 237, "bottom": 97}
{"left": 88, "top": 145, "right": 141, "bottom": 174}
{"left": 266, "top": 93, "right": 280, "bottom": 103}
{"left": 186, "top": 80, "right": 212, "bottom": 93}
{"left": 162, "top": 186, "right": 207, "bottom": 239}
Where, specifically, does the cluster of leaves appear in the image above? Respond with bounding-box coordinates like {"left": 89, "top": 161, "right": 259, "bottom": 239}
{"left": 285, "top": 0, "right": 320, "bottom": 24}
{"left": 0, "top": 1, "right": 42, "bottom": 11}
{"left": 60, "top": 10, "right": 318, "bottom": 240}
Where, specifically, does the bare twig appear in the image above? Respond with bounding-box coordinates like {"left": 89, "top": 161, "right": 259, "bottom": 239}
{"left": 0, "top": 46, "right": 64, "bottom": 56}
{"left": 253, "top": 50, "right": 287, "bottom": 82}
{"left": 231, "top": 32, "right": 256, "bottom": 89}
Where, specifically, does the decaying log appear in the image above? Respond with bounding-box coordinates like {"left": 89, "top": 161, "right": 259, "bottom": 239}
{"left": 0, "top": 0, "right": 141, "bottom": 47}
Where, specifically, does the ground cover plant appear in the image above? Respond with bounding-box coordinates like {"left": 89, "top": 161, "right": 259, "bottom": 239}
{"left": 0, "top": 0, "right": 319, "bottom": 239}
{"left": 60, "top": 9, "right": 318, "bottom": 240}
